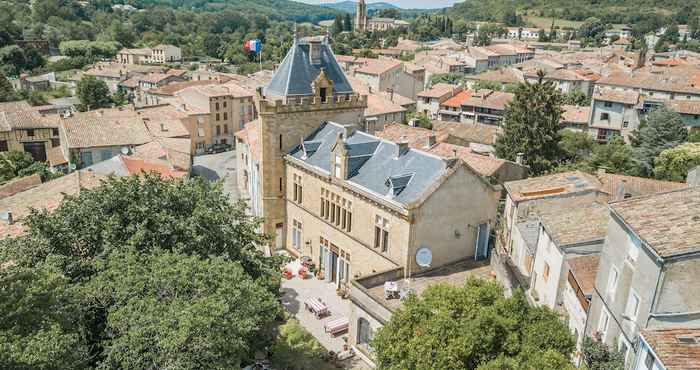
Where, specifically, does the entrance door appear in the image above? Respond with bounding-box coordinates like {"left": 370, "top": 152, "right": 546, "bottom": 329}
{"left": 23, "top": 142, "right": 47, "bottom": 162}
{"left": 330, "top": 252, "right": 338, "bottom": 283}
{"left": 275, "top": 223, "right": 284, "bottom": 251}
{"left": 475, "top": 223, "right": 489, "bottom": 261}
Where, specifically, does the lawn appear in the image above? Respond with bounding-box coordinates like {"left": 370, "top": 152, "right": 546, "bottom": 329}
{"left": 523, "top": 16, "right": 584, "bottom": 30}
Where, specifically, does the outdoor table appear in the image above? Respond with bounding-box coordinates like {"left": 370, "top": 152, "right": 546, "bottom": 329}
{"left": 304, "top": 298, "right": 329, "bottom": 318}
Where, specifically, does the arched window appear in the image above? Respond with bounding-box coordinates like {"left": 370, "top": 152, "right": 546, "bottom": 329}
{"left": 357, "top": 317, "right": 372, "bottom": 346}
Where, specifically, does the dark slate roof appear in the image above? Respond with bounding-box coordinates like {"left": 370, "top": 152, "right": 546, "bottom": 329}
{"left": 265, "top": 38, "right": 354, "bottom": 98}
{"left": 290, "top": 122, "right": 448, "bottom": 205}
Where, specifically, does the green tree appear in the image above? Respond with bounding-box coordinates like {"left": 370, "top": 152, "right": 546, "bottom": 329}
{"left": 0, "top": 71, "right": 16, "bottom": 102}
{"left": 76, "top": 75, "right": 111, "bottom": 111}
{"left": 563, "top": 89, "right": 591, "bottom": 106}
{"left": 560, "top": 130, "right": 596, "bottom": 162}
{"left": 270, "top": 319, "right": 329, "bottom": 370}
{"left": 371, "top": 279, "right": 575, "bottom": 370}
{"left": 495, "top": 72, "right": 566, "bottom": 175}
{"left": 578, "top": 17, "right": 607, "bottom": 46}
{"left": 0, "top": 151, "right": 43, "bottom": 182}
{"left": 333, "top": 15, "right": 344, "bottom": 35}
{"left": 0, "top": 263, "right": 89, "bottom": 369}
{"left": 83, "top": 250, "right": 281, "bottom": 369}
{"left": 472, "top": 80, "right": 507, "bottom": 91}
{"left": 653, "top": 142, "right": 700, "bottom": 181}
{"left": 582, "top": 337, "right": 625, "bottom": 370}
{"left": 590, "top": 135, "right": 637, "bottom": 175}
{"left": 344, "top": 13, "right": 353, "bottom": 32}
{"left": 630, "top": 106, "right": 688, "bottom": 176}
{"left": 0, "top": 45, "right": 27, "bottom": 76}
{"left": 430, "top": 72, "right": 464, "bottom": 85}
{"left": 0, "top": 175, "right": 285, "bottom": 368}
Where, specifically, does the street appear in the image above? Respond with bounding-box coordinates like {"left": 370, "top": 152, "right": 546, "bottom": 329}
{"left": 191, "top": 150, "right": 240, "bottom": 202}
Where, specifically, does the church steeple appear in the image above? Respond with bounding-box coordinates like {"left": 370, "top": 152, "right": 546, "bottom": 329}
{"left": 355, "top": 0, "right": 367, "bottom": 32}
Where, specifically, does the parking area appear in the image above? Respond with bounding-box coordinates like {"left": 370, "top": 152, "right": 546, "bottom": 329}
{"left": 191, "top": 150, "right": 240, "bottom": 201}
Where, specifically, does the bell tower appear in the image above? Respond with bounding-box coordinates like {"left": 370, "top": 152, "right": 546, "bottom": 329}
{"left": 356, "top": 0, "right": 367, "bottom": 32}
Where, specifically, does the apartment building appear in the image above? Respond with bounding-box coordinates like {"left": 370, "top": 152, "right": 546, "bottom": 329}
{"left": 352, "top": 59, "right": 425, "bottom": 100}
{"left": 115, "top": 44, "right": 182, "bottom": 65}
{"left": 0, "top": 101, "right": 61, "bottom": 162}
{"left": 586, "top": 187, "right": 700, "bottom": 366}
{"left": 416, "top": 83, "right": 462, "bottom": 119}
{"left": 174, "top": 82, "right": 256, "bottom": 152}
{"left": 589, "top": 88, "right": 641, "bottom": 142}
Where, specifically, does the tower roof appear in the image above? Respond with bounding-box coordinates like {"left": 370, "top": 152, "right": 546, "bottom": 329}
{"left": 264, "top": 38, "right": 354, "bottom": 98}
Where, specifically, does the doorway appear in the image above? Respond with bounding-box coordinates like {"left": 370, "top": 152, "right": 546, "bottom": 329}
{"left": 23, "top": 142, "right": 47, "bottom": 162}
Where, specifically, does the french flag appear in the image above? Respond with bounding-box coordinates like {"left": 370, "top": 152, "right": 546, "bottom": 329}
{"left": 245, "top": 39, "right": 262, "bottom": 53}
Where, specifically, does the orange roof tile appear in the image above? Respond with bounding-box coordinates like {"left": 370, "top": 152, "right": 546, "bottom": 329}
{"left": 642, "top": 328, "right": 700, "bottom": 369}
{"left": 121, "top": 156, "right": 187, "bottom": 178}
{"left": 442, "top": 90, "right": 474, "bottom": 108}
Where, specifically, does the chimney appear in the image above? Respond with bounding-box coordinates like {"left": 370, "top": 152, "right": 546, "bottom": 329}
{"left": 394, "top": 141, "right": 409, "bottom": 159}
{"left": 426, "top": 134, "right": 437, "bottom": 148}
{"left": 309, "top": 40, "right": 322, "bottom": 65}
{"left": 342, "top": 124, "right": 356, "bottom": 139}
{"left": 515, "top": 152, "right": 524, "bottom": 165}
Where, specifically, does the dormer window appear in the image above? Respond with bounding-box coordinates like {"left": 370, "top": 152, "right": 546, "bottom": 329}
{"left": 335, "top": 154, "right": 342, "bottom": 178}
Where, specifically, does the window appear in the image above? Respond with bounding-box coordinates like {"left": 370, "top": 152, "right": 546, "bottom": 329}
{"left": 600, "top": 113, "right": 610, "bottom": 121}
{"left": 607, "top": 266, "right": 619, "bottom": 300}
{"left": 292, "top": 219, "right": 302, "bottom": 251}
{"left": 598, "top": 308, "right": 610, "bottom": 342}
{"left": 100, "top": 149, "right": 112, "bottom": 161}
{"left": 223, "top": 112, "right": 228, "bottom": 120}
{"left": 223, "top": 101, "right": 227, "bottom": 108}
{"left": 626, "top": 233, "right": 641, "bottom": 264}
{"left": 51, "top": 138, "right": 60, "bottom": 147}
{"left": 216, "top": 125, "right": 221, "bottom": 136}
{"left": 604, "top": 101, "right": 613, "bottom": 108}
{"left": 80, "top": 151, "right": 93, "bottom": 167}
{"left": 623, "top": 121, "right": 629, "bottom": 128}
{"left": 320, "top": 189, "right": 352, "bottom": 232}
{"left": 216, "top": 113, "right": 220, "bottom": 121}
{"left": 52, "top": 128, "right": 59, "bottom": 136}
{"left": 26, "top": 129, "right": 35, "bottom": 137}
{"left": 357, "top": 318, "right": 372, "bottom": 347}
{"left": 625, "top": 290, "right": 640, "bottom": 321}
{"left": 215, "top": 102, "right": 220, "bottom": 110}
{"left": 293, "top": 174, "right": 303, "bottom": 204}
{"left": 279, "top": 177, "right": 282, "bottom": 192}
{"left": 374, "top": 215, "right": 389, "bottom": 252}
{"left": 335, "top": 154, "right": 342, "bottom": 178}
{"left": 279, "top": 134, "right": 283, "bottom": 150}
{"left": 618, "top": 336, "right": 630, "bottom": 365}
{"left": 543, "top": 262, "right": 550, "bottom": 282}
{"left": 0, "top": 140, "right": 8, "bottom": 152}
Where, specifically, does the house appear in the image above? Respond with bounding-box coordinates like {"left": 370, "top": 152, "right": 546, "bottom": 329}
{"left": 459, "top": 89, "right": 514, "bottom": 126}
{"left": 438, "top": 90, "right": 474, "bottom": 123}
{"left": 431, "top": 120, "right": 501, "bottom": 149}
{"left": 366, "top": 18, "right": 410, "bottom": 32}
{"left": 353, "top": 59, "right": 425, "bottom": 100}
{"left": 523, "top": 68, "right": 600, "bottom": 96}
{"left": 142, "top": 79, "right": 220, "bottom": 106}
{"left": 0, "top": 101, "right": 61, "bottom": 162}
{"left": 464, "top": 67, "right": 524, "bottom": 90}
{"left": 375, "top": 123, "right": 528, "bottom": 184}
{"left": 86, "top": 153, "right": 188, "bottom": 179}
{"left": 586, "top": 187, "right": 700, "bottom": 366}
{"left": 561, "top": 105, "right": 591, "bottom": 132}
{"left": 363, "top": 94, "right": 407, "bottom": 134}
{"left": 15, "top": 73, "right": 53, "bottom": 92}
{"left": 235, "top": 34, "right": 366, "bottom": 250}
{"left": 174, "top": 82, "right": 256, "bottom": 152}
{"left": 506, "top": 27, "right": 541, "bottom": 40}
{"left": 416, "top": 83, "right": 462, "bottom": 119}
{"left": 116, "top": 44, "right": 182, "bottom": 65}
{"left": 633, "top": 328, "right": 700, "bottom": 370}
{"left": 589, "top": 88, "right": 641, "bottom": 142}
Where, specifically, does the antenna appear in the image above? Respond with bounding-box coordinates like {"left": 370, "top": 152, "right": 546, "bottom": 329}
{"left": 416, "top": 247, "right": 433, "bottom": 268}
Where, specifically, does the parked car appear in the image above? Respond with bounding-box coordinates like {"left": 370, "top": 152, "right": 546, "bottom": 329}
{"left": 206, "top": 143, "right": 232, "bottom": 154}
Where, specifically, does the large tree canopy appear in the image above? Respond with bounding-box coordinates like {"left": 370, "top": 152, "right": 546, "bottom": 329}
{"left": 0, "top": 175, "right": 284, "bottom": 369}
{"left": 653, "top": 142, "right": 700, "bottom": 182}
{"left": 371, "top": 278, "right": 575, "bottom": 370}
{"left": 631, "top": 107, "right": 688, "bottom": 176}
{"left": 495, "top": 72, "right": 566, "bottom": 175}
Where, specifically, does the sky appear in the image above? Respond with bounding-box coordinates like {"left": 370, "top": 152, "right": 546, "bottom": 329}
{"left": 297, "top": 0, "right": 463, "bottom": 10}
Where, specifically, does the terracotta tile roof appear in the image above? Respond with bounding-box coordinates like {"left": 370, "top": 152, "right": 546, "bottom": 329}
{"left": 432, "top": 120, "right": 501, "bottom": 145}
{"left": 417, "top": 83, "right": 461, "bottom": 99}
{"left": 121, "top": 156, "right": 187, "bottom": 178}
{"left": 355, "top": 59, "right": 402, "bottom": 76}
{"left": 597, "top": 68, "right": 700, "bottom": 95}
{"left": 0, "top": 101, "right": 58, "bottom": 131}
{"left": 561, "top": 105, "right": 591, "bottom": 124}
{"left": 504, "top": 171, "right": 603, "bottom": 202}
{"left": 567, "top": 255, "right": 600, "bottom": 296}
{"left": 598, "top": 173, "right": 687, "bottom": 201}
{"left": 539, "top": 201, "right": 610, "bottom": 246}
{"left": 664, "top": 99, "right": 700, "bottom": 115}
{"left": 147, "top": 80, "right": 219, "bottom": 96}
{"left": 132, "top": 138, "right": 191, "bottom": 172}
{"left": 593, "top": 88, "right": 640, "bottom": 105}
{"left": 60, "top": 110, "right": 152, "bottom": 149}
{"left": 469, "top": 68, "right": 524, "bottom": 85}
{"left": 0, "top": 174, "right": 41, "bottom": 199}
{"left": 653, "top": 58, "right": 687, "bottom": 66}
{"left": 641, "top": 328, "right": 700, "bottom": 370}
{"left": 379, "top": 91, "right": 415, "bottom": 107}
{"left": 365, "top": 94, "right": 406, "bottom": 117}
{"left": 611, "top": 187, "right": 700, "bottom": 258}
{"left": 428, "top": 142, "right": 505, "bottom": 176}
{"left": 0, "top": 171, "right": 105, "bottom": 238}
{"left": 442, "top": 90, "right": 474, "bottom": 108}
{"left": 375, "top": 123, "right": 448, "bottom": 150}
{"left": 119, "top": 76, "right": 141, "bottom": 88}
{"left": 142, "top": 117, "right": 190, "bottom": 139}
{"left": 461, "top": 89, "right": 514, "bottom": 111}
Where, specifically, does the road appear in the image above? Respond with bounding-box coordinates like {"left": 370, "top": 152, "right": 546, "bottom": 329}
{"left": 191, "top": 150, "right": 240, "bottom": 202}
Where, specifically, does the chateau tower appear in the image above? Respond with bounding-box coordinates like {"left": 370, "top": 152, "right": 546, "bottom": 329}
{"left": 253, "top": 34, "right": 366, "bottom": 250}
{"left": 355, "top": 0, "right": 367, "bottom": 32}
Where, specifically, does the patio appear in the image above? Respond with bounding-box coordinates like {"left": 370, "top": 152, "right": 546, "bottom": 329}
{"left": 280, "top": 261, "right": 353, "bottom": 354}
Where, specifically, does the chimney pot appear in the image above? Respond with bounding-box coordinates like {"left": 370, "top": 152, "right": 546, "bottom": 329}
{"left": 395, "top": 141, "right": 409, "bottom": 158}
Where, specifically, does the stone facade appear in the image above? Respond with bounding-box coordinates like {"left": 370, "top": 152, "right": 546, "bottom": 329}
{"left": 257, "top": 93, "right": 366, "bottom": 250}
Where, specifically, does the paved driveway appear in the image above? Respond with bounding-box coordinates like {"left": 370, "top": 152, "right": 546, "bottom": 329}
{"left": 191, "top": 151, "right": 240, "bottom": 201}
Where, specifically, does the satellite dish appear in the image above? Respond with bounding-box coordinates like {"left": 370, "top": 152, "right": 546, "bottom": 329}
{"left": 68, "top": 163, "right": 77, "bottom": 171}
{"left": 416, "top": 247, "right": 432, "bottom": 268}
{"left": 120, "top": 146, "right": 130, "bottom": 155}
